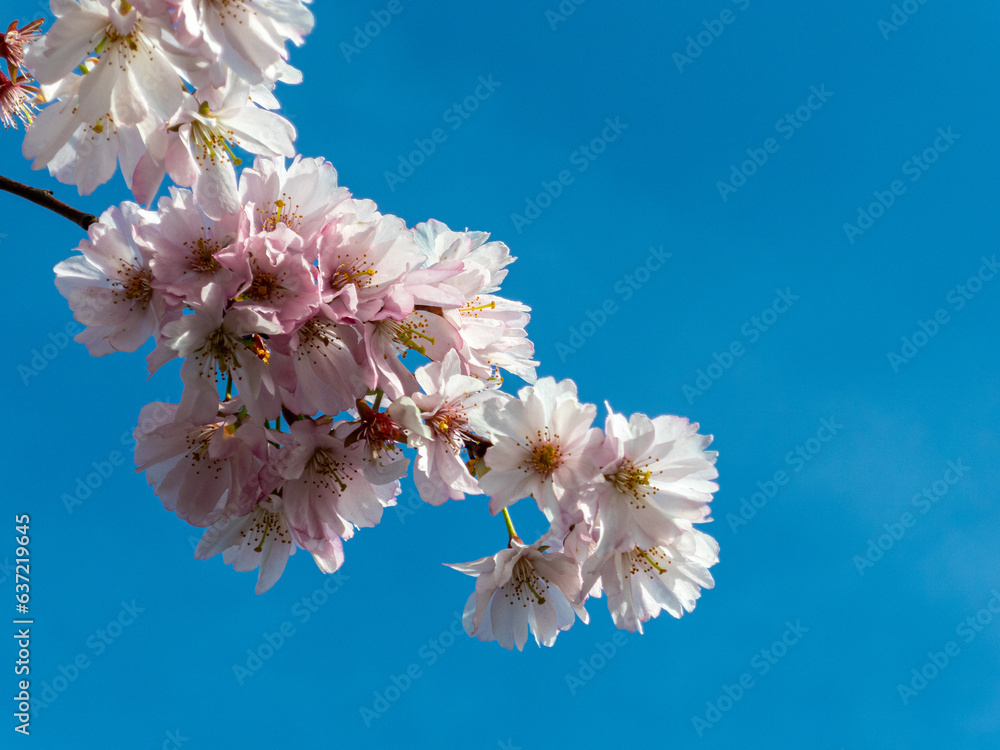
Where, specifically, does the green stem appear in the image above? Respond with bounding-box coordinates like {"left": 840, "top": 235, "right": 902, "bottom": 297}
{"left": 225, "top": 374, "right": 233, "bottom": 400}
{"left": 501, "top": 508, "right": 518, "bottom": 541}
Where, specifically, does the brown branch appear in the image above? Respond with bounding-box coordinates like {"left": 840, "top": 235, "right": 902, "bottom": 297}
{"left": 0, "top": 174, "right": 98, "bottom": 231}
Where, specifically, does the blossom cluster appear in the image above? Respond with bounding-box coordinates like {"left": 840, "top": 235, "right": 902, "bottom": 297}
{"left": 21, "top": 1, "right": 722, "bottom": 651}
{"left": 53, "top": 153, "right": 720, "bottom": 647}
{"left": 20, "top": 0, "right": 312, "bottom": 211}
{"left": 55, "top": 153, "right": 538, "bottom": 586}
{"left": 0, "top": 18, "right": 43, "bottom": 129}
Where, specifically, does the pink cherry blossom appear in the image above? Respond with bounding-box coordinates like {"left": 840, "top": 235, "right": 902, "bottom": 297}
{"left": 580, "top": 406, "right": 719, "bottom": 566}
{"left": 271, "top": 313, "right": 374, "bottom": 417}
{"left": 134, "top": 399, "right": 266, "bottom": 526}
{"left": 168, "top": 0, "right": 314, "bottom": 86}
{"left": 389, "top": 349, "right": 502, "bottom": 505}
{"left": 141, "top": 187, "right": 245, "bottom": 305}
{"left": 1, "top": 19, "right": 44, "bottom": 74}
{"left": 238, "top": 155, "right": 350, "bottom": 250}
{"left": 195, "top": 495, "right": 297, "bottom": 594}
{"left": 132, "top": 81, "right": 296, "bottom": 219}
{"left": 479, "top": 377, "right": 601, "bottom": 524}
{"left": 446, "top": 296, "right": 538, "bottom": 383}
{"left": 447, "top": 538, "right": 588, "bottom": 651}
{"left": 412, "top": 219, "right": 513, "bottom": 298}
{"left": 412, "top": 219, "right": 537, "bottom": 382}
{"left": 161, "top": 287, "right": 283, "bottom": 423}
{"left": 54, "top": 202, "right": 172, "bottom": 355}
{"left": 590, "top": 524, "right": 719, "bottom": 633}
{"left": 219, "top": 221, "right": 319, "bottom": 333}
{"left": 276, "top": 417, "right": 403, "bottom": 544}
{"left": 317, "top": 198, "right": 421, "bottom": 322}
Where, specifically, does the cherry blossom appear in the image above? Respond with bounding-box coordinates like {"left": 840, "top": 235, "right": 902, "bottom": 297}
{"left": 26, "top": 0, "right": 185, "bottom": 133}
{"left": 589, "top": 524, "right": 720, "bottom": 633}
{"left": 53, "top": 202, "right": 170, "bottom": 355}
{"left": 238, "top": 155, "right": 350, "bottom": 250}
{"left": 479, "top": 377, "right": 601, "bottom": 523}
{"left": 141, "top": 186, "right": 244, "bottom": 304}
{"left": 448, "top": 538, "right": 588, "bottom": 651}
{"left": 272, "top": 313, "right": 373, "bottom": 416}
{"left": 168, "top": 0, "right": 314, "bottom": 87}
{"left": 134, "top": 399, "right": 265, "bottom": 526}
{"left": 132, "top": 80, "right": 297, "bottom": 219}
{"left": 275, "top": 417, "right": 403, "bottom": 543}
{"left": 390, "top": 349, "right": 502, "bottom": 505}
{"left": 578, "top": 405, "right": 719, "bottom": 566}
{"left": 0, "top": 70, "right": 37, "bottom": 129}
{"left": 219, "top": 220, "right": 319, "bottom": 333}
{"left": 1, "top": 19, "right": 44, "bottom": 75}
{"left": 195, "top": 495, "right": 298, "bottom": 594}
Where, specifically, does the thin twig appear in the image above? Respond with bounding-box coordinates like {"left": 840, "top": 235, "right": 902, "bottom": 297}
{"left": 0, "top": 174, "right": 98, "bottom": 231}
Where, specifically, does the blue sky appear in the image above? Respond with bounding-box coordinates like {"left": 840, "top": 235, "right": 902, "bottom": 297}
{"left": 2, "top": 0, "right": 1000, "bottom": 747}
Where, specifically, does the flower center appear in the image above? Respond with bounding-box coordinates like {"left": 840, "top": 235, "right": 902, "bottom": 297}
{"left": 328, "top": 263, "right": 376, "bottom": 291}
{"left": 297, "top": 317, "right": 342, "bottom": 352}
{"left": 307, "top": 448, "right": 351, "bottom": 492}
{"left": 506, "top": 558, "right": 548, "bottom": 605}
{"left": 429, "top": 407, "right": 467, "bottom": 439}
{"left": 189, "top": 114, "right": 242, "bottom": 168}
{"left": 194, "top": 327, "right": 241, "bottom": 376}
{"left": 608, "top": 462, "right": 652, "bottom": 494}
{"left": 628, "top": 546, "right": 672, "bottom": 577}
{"left": 110, "top": 261, "right": 152, "bottom": 302}
{"left": 240, "top": 504, "right": 292, "bottom": 554}
{"left": 238, "top": 256, "right": 284, "bottom": 305}
{"left": 530, "top": 443, "right": 562, "bottom": 476}
{"left": 186, "top": 237, "right": 222, "bottom": 273}
{"left": 378, "top": 319, "right": 436, "bottom": 357}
